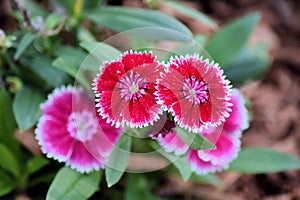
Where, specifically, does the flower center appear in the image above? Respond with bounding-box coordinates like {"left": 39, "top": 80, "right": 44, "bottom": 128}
{"left": 67, "top": 111, "right": 98, "bottom": 142}
{"left": 118, "top": 71, "right": 148, "bottom": 101}
{"left": 182, "top": 77, "right": 208, "bottom": 105}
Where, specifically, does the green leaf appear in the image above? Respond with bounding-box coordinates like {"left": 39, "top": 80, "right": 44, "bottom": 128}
{"left": 105, "top": 134, "right": 132, "bottom": 187}
{"left": 0, "top": 170, "right": 15, "bottom": 197}
{"left": 174, "top": 127, "right": 215, "bottom": 150}
{"left": 0, "top": 144, "right": 20, "bottom": 178}
{"left": 205, "top": 12, "right": 260, "bottom": 66}
{"left": 125, "top": 174, "right": 159, "bottom": 200}
{"left": 155, "top": 145, "right": 192, "bottom": 181}
{"left": 80, "top": 41, "right": 122, "bottom": 72}
{"left": 29, "top": 171, "right": 56, "bottom": 188}
{"left": 46, "top": 167, "right": 101, "bottom": 200}
{"left": 163, "top": 0, "right": 217, "bottom": 29}
{"left": 228, "top": 148, "right": 300, "bottom": 173}
{"left": 25, "top": 157, "right": 49, "bottom": 176}
{"left": 78, "top": 27, "right": 96, "bottom": 42}
{"left": 13, "top": 87, "right": 45, "bottom": 131}
{"left": 52, "top": 57, "right": 90, "bottom": 90}
{"left": 25, "top": 55, "right": 72, "bottom": 87}
{"left": 86, "top": 6, "right": 192, "bottom": 41}
{"left": 45, "top": 13, "right": 64, "bottom": 30}
{"left": 54, "top": 46, "right": 87, "bottom": 67}
{"left": 24, "top": 0, "right": 47, "bottom": 17}
{"left": 167, "top": 34, "right": 207, "bottom": 59}
{"left": 224, "top": 44, "right": 270, "bottom": 85}
{"left": 14, "top": 32, "right": 35, "bottom": 60}
{"left": 190, "top": 173, "right": 223, "bottom": 188}
{"left": 0, "top": 89, "right": 19, "bottom": 155}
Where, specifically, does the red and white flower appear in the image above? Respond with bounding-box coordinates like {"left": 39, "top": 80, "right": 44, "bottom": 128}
{"left": 35, "top": 86, "right": 121, "bottom": 173}
{"left": 156, "top": 89, "right": 249, "bottom": 174}
{"left": 93, "top": 51, "right": 164, "bottom": 128}
{"left": 155, "top": 55, "right": 232, "bottom": 132}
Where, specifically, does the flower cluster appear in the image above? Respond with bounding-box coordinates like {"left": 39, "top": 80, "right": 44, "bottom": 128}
{"left": 35, "top": 50, "right": 248, "bottom": 175}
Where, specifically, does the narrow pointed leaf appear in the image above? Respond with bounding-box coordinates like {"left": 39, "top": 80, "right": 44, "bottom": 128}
{"left": 0, "top": 144, "right": 20, "bottom": 178}
{"left": 174, "top": 127, "right": 215, "bottom": 150}
{"left": 14, "top": 32, "right": 35, "bottom": 60}
{"left": 86, "top": 6, "right": 192, "bottom": 41}
{"left": 163, "top": 0, "right": 217, "bottom": 29}
{"left": 0, "top": 89, "right": 19, "bottom": 155}
{"left": 228, "top": 148, "right": 300, "bottom": 173}
{"left": 0, "top": 170, "right": 15, "bottom": 197}
{"left": 205, "top": 12, "right": 260, "bottom": 66}
{"left": 13, "top": 87, "right": 45, "bottom": 131}
{"left": 25, "top": 157, "right": 49, "bottom": 176}
{"left": 46, "top": 167, "right": 101, "bottom": 200}
{"left": 158, "top": 150, "right": 192, "bottom": 181}
{"left": 105, "top": 134, "right": 131, "bottom": 187}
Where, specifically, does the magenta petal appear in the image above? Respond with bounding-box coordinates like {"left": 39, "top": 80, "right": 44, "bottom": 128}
{"left": 187, "top": 149, "right": 223, "bottom": 175}
{"left": 36, "top": 117, "right": 74, "bottom": 162}
{"left": 223, "top": 89, "right": 249, "bottom": 137}
{"left": 84, "top": 116, "right": 121, "bottom": 163}
{"left": 158, "top": 130, "right": 189, "bottom": 155}
{"left": 68, "top": 142, "right": 102, "bottom": 173}
{"left": 199, "top": 130, "right": 240, "bottom": 166}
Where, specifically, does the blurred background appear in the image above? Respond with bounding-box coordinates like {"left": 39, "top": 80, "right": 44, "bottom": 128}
{"left": 1, "top": 0, "right": 300, "bottom": 199}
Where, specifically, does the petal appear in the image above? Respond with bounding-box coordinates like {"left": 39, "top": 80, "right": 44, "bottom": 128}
{"left": 67, "top": 142, "right": 102, "bottom": 173}
{"left": 36, "top": 116, "right": 74, "bottom": 162}
{"left": 84, "top": 116, "right": 121, "bottom": 162}
{"left": 187, "top": 149, "right": 223, "bottom": 175}
{"left": 223, "top": 89, "right": 249, "bottom": 136}
{"left": 121, "top": 51, "right": 155, "bottom": 71}
{"left": 158, "top": 130, "right": 189, "bottom": 155}
{"left": 199, "top": 130, "right": 240, "bottom": 166}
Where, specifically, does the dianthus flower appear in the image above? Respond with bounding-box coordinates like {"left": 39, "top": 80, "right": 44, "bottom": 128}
{"left": 35, "top": 86, "right": 121, "bottom": 173}
{"left": 93, "top": 51, "right": 164, "bottom": 128}
{"left": 155, "top": 55, "right": 232, "bottom": 132}
{"left": 156, "top": 89, "right": 249, "bottom": 174}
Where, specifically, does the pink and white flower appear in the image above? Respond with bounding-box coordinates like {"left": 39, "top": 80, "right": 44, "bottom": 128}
{"left": 93, "top": 51, "right": 164, "bottom": 128}
{"left": 187, "top": 127, "right": 241, "bottom": 175}
{"left": 155, "top": 55, "right": 232, "bottom": 132}
{"left": 151, "top": 120, "right": 189, "bottom": 156}
{"left": 35, "top": 86, "right": 121, "bottom": 173}
{"left": 156, "top": 89, "right": 249, "bottom": 175}
{"left": 223, "top": 88, "right": 249, "bottom": 137}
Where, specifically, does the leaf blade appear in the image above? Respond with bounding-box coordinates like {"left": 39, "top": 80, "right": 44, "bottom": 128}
{"left": 0, "top": 170, "right": 15, "bottom": 197}
{"left": 13, "top": 87, "right": 45, "bottom": 131}
{"left": 14, "top": 32, "right": 35, "bottom": 60}
{"left": 46, "top": 167, "right": 101, "bottom": 200}
{"left": 205, "top": 12, "right": 261, "bottom": 66}
{"left": 86, "top": 6, "right": 192, "bottom": 41}
{"left": 105, "top": 134, "right": 131, "bottom": 187}
{"left": 174, "top": 127, "right": 215, "bottom": 150}
{"left": 228, "top": 148, "right": 300, "bottom": 173}
{"left": 0, "top": 89, "right": 19, "bottom": 156}
{"left": 163, "top": 0, "right": 217, "bottom": 29}
{"left": 0, "top": 144, "right": 20, "bottom": 178}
